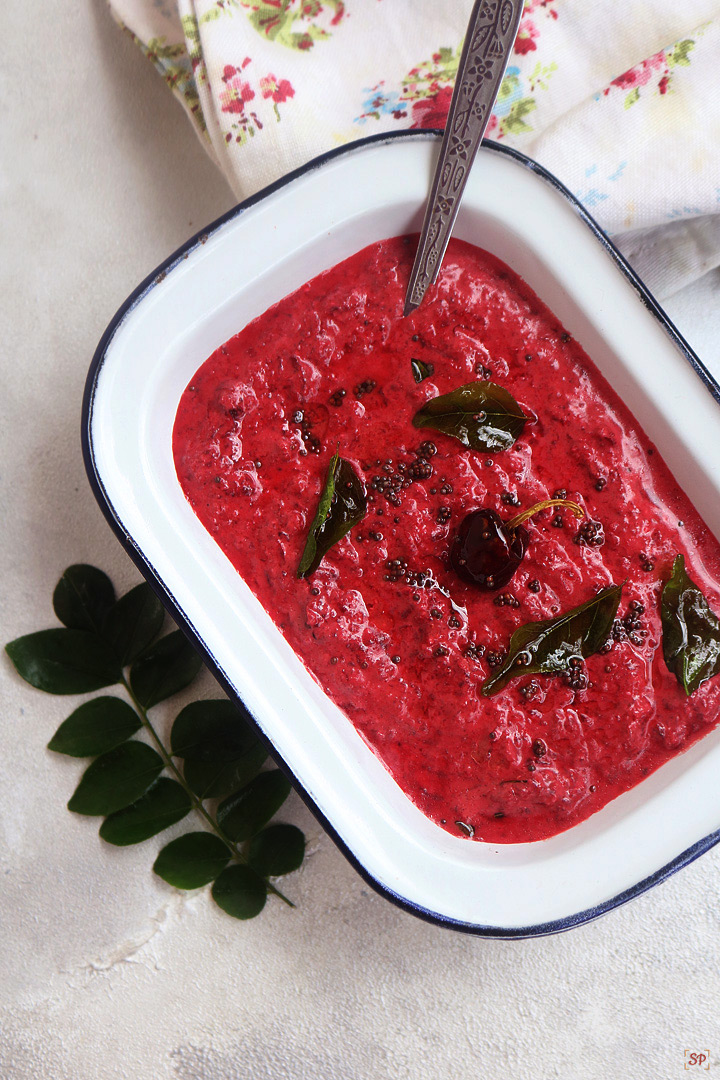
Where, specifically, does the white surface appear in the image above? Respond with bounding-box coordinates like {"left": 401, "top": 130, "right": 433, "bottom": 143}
{"left": 3, "top": 4, "right": 720, "bottom": 1078}
{"left": 91, "top": 135, "right": 720, "bottom": 931}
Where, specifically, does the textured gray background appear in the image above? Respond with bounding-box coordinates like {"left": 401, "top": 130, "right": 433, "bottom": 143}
{"left": 3, "top": 4, "right": 720, "bottom": 1078}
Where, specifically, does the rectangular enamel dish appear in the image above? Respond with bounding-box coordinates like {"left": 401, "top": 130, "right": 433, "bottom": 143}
{"left": 84, "top": 132, "right": 720, "bottom": 937}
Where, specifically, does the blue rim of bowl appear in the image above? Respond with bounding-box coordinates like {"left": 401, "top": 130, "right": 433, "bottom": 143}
{"left": 82, "top": 129, "right": 720, "bottom": 938}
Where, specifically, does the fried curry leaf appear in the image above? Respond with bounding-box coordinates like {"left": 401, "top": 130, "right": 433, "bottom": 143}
{"left": 297, "top": 450, "right": 366, "bottom": 577}
{"left": 661, "top": 554, "right": 720, "bottom": 695}
{"left": 410, "top": 357, "right": 434, "bottom": 383}
{"left": 481, "top": 584, "right": 622, "bottom": 697}
{"left": 412, "top": 380, "right": 527, "bottom": 453}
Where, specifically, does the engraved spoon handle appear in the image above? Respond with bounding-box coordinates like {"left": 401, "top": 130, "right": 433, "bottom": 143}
{"left": 404, "top": 0, "right": 524, "bottom": 316}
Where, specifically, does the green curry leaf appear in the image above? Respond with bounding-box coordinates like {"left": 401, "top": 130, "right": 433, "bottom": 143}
{"left": 216, "top": 770, "right": 292, "bottom": 843}
{"left": 172, "top": 699, "right": 267, "bottom": 799}
{"left": 153, "top": 832, "right": 230, "bottom": 889}
{"left": 67, "top": 741, "right": 164, "bottom": 816}
{"left": 102, "top": 583, "right": 165, "bottom": 665}
{"left": 6, "top": 629, "right": 122, "bottom": 694}
{"left": 247, "top": 824, "right": 305, "bottom": 877}
{"left": 99, "top": 778, "right": 191, "bottom": 846}
{"left": 211, "top": 864, "right": 267, "bottom": 920}
{"left": 129, "top": 630, "right": 203, "bottom": 708}
{"left": 48, "top": 696, "right": 141, "bottom": 757}
{"left": 52, "top": 564, "right": 116, "bottom": 635}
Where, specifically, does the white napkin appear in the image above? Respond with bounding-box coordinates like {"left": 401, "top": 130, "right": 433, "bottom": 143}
{"left": 109, "top": 0, "right": 720, "bottom": 298}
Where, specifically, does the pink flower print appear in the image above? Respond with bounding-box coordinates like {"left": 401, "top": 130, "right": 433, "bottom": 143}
{"left": 410, "top": 84, "right": 454, "bottom": 130}
{"left": 259, "top": 72, "right": 295, "bottom": 121}
{"left": 514, "top": 16, "right": 539, "bottom": 55}
{"left": 260, "top": 74, "right": 295, "bottom": 104}
{"left": 610, "top": 50, "right": 666, "bottom": 92}
{"left": 220, "top": 63, "right": 256, "bottom": 114}
{"left": 300, "top": 0, "right": 345, "bottom": 24}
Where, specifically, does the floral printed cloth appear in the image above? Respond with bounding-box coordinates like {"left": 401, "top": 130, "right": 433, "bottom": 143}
{"left": 109, "top": 0, "right": 720, "bottom": 298}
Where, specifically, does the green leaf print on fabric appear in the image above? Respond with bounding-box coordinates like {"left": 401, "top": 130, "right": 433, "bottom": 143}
{"left": 117, "top": 22, "right": 207, "bottom": 136}
{"left": 200, "top": 0, "right": 346, "bottom": 50}
{"left": 493, "top": 61, "right": 556, "bottom": 138}
{"left": 180, "top": 13, "right": 203, "bottom": 66}
{"left": 499, "top": 96, "right": 536, "bottom": 136}
{"left": 199, "top": 0, "right": 243, "bottom": 22}
{"left": 667, "top": 39, "right": 695, "bottom": 68}
{"left": 527, "top": 60, "right": 557, "bottom": 93}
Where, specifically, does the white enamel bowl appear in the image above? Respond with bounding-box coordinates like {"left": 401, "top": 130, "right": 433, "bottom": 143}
{"left": 84, "top": 132, "right": 720, "bottom": 936}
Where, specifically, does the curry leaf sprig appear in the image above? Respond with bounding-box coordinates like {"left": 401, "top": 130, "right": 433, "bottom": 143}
{"left": 5, "top": 565, "right": 305, "bottom": 920}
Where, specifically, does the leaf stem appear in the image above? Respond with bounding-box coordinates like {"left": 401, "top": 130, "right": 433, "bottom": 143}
{"left": 506, "top": 498, "right": 584, "bottom": 531}
{"left": 120, "top": 676, "right": 294, "bottom": 908}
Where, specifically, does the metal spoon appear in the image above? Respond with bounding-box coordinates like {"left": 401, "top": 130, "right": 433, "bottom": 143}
{"left": 404, "top": 0, "right": 524, "bottom": 316}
